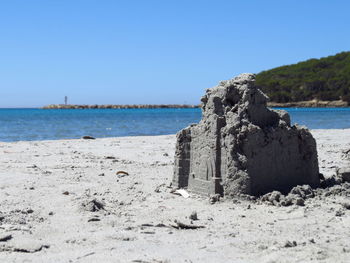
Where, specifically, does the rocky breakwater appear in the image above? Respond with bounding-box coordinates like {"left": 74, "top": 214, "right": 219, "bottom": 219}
{"left": 173, "top": 73, "right": 320, "bottom": 197}
{"left": 42, "top": 104, "right": 200, "bottom": 109}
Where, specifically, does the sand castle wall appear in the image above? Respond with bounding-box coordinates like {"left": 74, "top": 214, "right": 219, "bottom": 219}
{"left": 173, "top": 73, "right": 320, "bottom": 197}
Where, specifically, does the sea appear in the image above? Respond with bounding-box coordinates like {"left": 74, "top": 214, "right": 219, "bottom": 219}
{"left": 0, "top": 108, "right": 349, "bottom": 142}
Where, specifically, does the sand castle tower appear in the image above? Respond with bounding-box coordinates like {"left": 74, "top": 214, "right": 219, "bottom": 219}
{"left": 173, "top": 73, "right": 320, "bottom": 197}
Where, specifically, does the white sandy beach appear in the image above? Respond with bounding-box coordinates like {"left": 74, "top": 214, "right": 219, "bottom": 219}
{"left": 0, "top": 129, "right": 349, "bottom": 263}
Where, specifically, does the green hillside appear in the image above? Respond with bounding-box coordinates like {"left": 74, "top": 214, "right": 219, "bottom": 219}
{"left": 255, "top": 51, "right": 350, "bottom": 103}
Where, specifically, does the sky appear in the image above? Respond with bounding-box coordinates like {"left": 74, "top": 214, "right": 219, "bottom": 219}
{"left": 0, "top": 0, "right": 349, "bottom": 107}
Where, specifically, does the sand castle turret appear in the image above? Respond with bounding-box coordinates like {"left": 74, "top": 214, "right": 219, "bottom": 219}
{"left": 173, "top": 73, "right": 320, "bottom": 197}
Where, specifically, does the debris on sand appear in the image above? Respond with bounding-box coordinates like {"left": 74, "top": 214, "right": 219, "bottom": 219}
{"left": 172, "top": 189, "right": 190, "bottom": 198}
{"left": 260, "top": 181, "right": 350, "bottom": 206}
{"left": 26, "top": 209, "right": 34, "bottom": 214}
{"left": 261, "top": 191, "right": 283, "bottom": 206}
{"left": 154, "top": 183, "right": 166, "bottom": 193}
{"left": 170, "top": 220, "right": 205, "bottom": 230}
{"left": 104, "top": 156, "right": 116, "bottom": 159}
{"left": 0, "top": 234, "right": 12, "bottom": 242}
{"left": 284, "top": 240, "right": 297, "bottom": 248}
{"left": 173, "top": 73, "right": 319, "bottom": 197}
{"left": 337, "top": 167, "right": 350, "bottom": 183}
{"left": 116, "top": 171, "right": 129, "bottom": 177}
{"left": 1, "top": 240, "right": 50, "bottom": 253}
{"left": 342, "top": 203, "right": 350, "bottom": 210}
{"left": 13, "top": 244, "right": 50, "bottom": 253}
{"left": 87, "top": 215, "right": 101, "bottom": 222}
{"left": 209, "top": 194, "right": 221, "bottom": 204}
{"left": 335, "top": 210, "right": 345, "bottom": 217}
{"left": 82, "top": 136, "right": 95, "bottom": 140}
{"left": 81, "top": 199, "right": 105, "bottom": 212}
{"left": 260, "top": 185, "right": 315, "bottom": 206}
{"left": 27, "top": 164, "right": 52, "bottom": 174}
{"left": 320, "top": 182, "right": 350, "bottom": 197}
{"left": 189, "top": 211, "right": 198, "bottom": 221}
{"left": 289, "top": 184, "right": 315, "bottom": 199}
{"left": 320, "top": 174, "right": 343, "bottom": 188}
{"left": 140, "top": 223, "right": 168, "bottom": 228}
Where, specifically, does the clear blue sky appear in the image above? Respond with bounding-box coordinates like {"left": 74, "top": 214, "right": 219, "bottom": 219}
{"left": 0, "top": 0, "right": 349, "bottom": 107}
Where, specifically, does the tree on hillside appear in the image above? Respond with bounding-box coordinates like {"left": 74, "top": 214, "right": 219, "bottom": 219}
{"left": 255, "top": 52, "right": 350, "bottom": 102}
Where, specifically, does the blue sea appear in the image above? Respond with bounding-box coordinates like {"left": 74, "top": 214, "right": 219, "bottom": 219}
{"left": 0, "top": 108, "right": 349, "bottom": 142}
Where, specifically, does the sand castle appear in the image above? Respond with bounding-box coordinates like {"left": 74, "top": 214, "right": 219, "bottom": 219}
{"left": 173, "top": 73, "right": 320, "bottom": 197}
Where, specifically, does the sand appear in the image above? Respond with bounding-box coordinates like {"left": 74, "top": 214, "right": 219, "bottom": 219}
{"left": 0, "top": 129, "right": 349, "bottom": 263}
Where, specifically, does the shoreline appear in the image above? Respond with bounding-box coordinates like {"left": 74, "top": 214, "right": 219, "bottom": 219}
{"left": 1, "top": 128, "right": 349, "bottom": 143}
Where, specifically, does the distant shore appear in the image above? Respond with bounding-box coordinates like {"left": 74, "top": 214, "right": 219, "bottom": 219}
{"left": 42, "top": 100, "right": 348, "bottom": 109}
{"left": 267, "top": 99, "right": 348, "bottom": 108}
{"left": 42, "top": 104, "right": 201, "bottom": 109}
